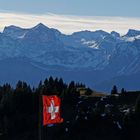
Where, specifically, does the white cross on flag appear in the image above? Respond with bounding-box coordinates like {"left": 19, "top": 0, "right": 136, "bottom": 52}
{"left": 42, "top": 95, "right": 63, "bottom": 125}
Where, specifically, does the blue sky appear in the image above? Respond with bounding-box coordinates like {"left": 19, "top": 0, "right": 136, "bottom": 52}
{"left": 0, "top": 0, "right": 140, "bottom": 34}
{"left": 0, "top": 0, "right": 140, "bottom": 17}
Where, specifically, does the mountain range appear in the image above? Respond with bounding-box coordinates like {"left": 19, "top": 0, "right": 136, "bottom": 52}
{"left": 0, "top": 23, "right": 140, "bottom": 92}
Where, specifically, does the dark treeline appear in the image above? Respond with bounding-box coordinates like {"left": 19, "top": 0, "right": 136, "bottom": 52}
{"left": 0, "top": 78, "right": 140, "bottom": 140}
{"left": 0, "top": 77, "right": 85, "bottom": 140}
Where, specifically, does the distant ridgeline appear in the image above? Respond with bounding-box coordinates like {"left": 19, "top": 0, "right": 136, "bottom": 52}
{"left": 1, "top": 24, "right": 140, "bottom": 92}
{"left": 0, "top": 77, "right": 140, "bottom": 140}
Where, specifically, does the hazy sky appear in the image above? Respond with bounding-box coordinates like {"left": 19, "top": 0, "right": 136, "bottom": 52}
{"left": 0, "top": 0, "right": 140, "bottom": 34}
{"left": 0, "top": 0, "right": 140, "bottom": 17}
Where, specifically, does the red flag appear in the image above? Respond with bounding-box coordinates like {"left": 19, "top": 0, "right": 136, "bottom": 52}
{"left": 42, "top": 95, "right": 63, "bottom": 125}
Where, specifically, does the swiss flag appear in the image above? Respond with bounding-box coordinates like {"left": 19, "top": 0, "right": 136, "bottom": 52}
{"left": 42, "top": 95, "right": 63, "bottom": 125}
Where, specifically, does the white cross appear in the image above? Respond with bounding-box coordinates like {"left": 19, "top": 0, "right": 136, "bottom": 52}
{"left": 48, "top": 99, "right": 59, "bottom": 120}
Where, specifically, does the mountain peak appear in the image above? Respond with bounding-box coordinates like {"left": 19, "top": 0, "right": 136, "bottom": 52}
{"left": 3, "top": 25, "right": 23, "bottom": 33}
{"left": 36, "top": 23, "right": 46, "bottom": 27}
{"left": 125, "top": 29, "right": 140, "bottom": 37}
{"left": 33, "top": 23, "right": 49, "bottom": 30}
{"left": 111, "top": 31, "right": 120, "bottom": 37}
{"left": 3, "top": 25, "right": 28, "bottom": 39}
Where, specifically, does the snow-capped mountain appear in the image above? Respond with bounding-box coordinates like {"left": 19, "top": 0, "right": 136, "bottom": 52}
{"left": 0, "top": 23, "right": 140, "bottom": 92}
{"left": 3, "top": 25, "right": 29, "bottom": 39}
{"left": 124, "top": 29, "right": 140, "bottom": 37}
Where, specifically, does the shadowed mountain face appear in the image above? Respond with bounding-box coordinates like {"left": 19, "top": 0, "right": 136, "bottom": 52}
{"left": 1, "top": 23, "right": 140, "bottom": 92}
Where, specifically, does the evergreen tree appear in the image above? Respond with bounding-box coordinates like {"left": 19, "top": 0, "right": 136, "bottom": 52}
{"left": 121, "top": 88, "right": 126, "bottom": 94}
{"left": 111, "top": 85, "right": 118, "bottom": 95}
{"left": 44, "top": 78, "right": 48, "bottom": 87}
{"left": 135, "top": 95, "right": 140, "bottom": 117}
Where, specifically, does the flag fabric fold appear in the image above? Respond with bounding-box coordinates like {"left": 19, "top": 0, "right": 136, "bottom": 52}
{"left": 42, "top": 95, "right": 63, "bottom": 125}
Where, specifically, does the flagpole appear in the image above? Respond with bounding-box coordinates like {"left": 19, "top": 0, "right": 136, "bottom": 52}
{"left": 39, "top": 91, "right": 43, "bottom": 140}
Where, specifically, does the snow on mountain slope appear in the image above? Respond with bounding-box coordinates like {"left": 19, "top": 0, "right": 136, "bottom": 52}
{"left": 31, "top": 47, "right": 108, "bottom": 70}
{"left": 0, "top": 33, "right": 21, "bottom": 59}
{"left": 0, "top": 23, "right": 140, "bottom": 72}
{"left": 0, "top": 23, "right": 140, "bottom": 91}
{"left": 104, "top": 37, "right": 140, "bottom": 76}
{"left": 3, "top": 25, "right": 29, "bottom": 39}
{"left": 111, "top": 31, "right": 120, "bottom": 38}
{"left": 125, "top": 29, "right": 140, "bottom": 37}
{"left": 60, "top": 30, "right": 109, "bottom": 48}
{"left": 1, "top": 24, "right": 114, "bottom": 70}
